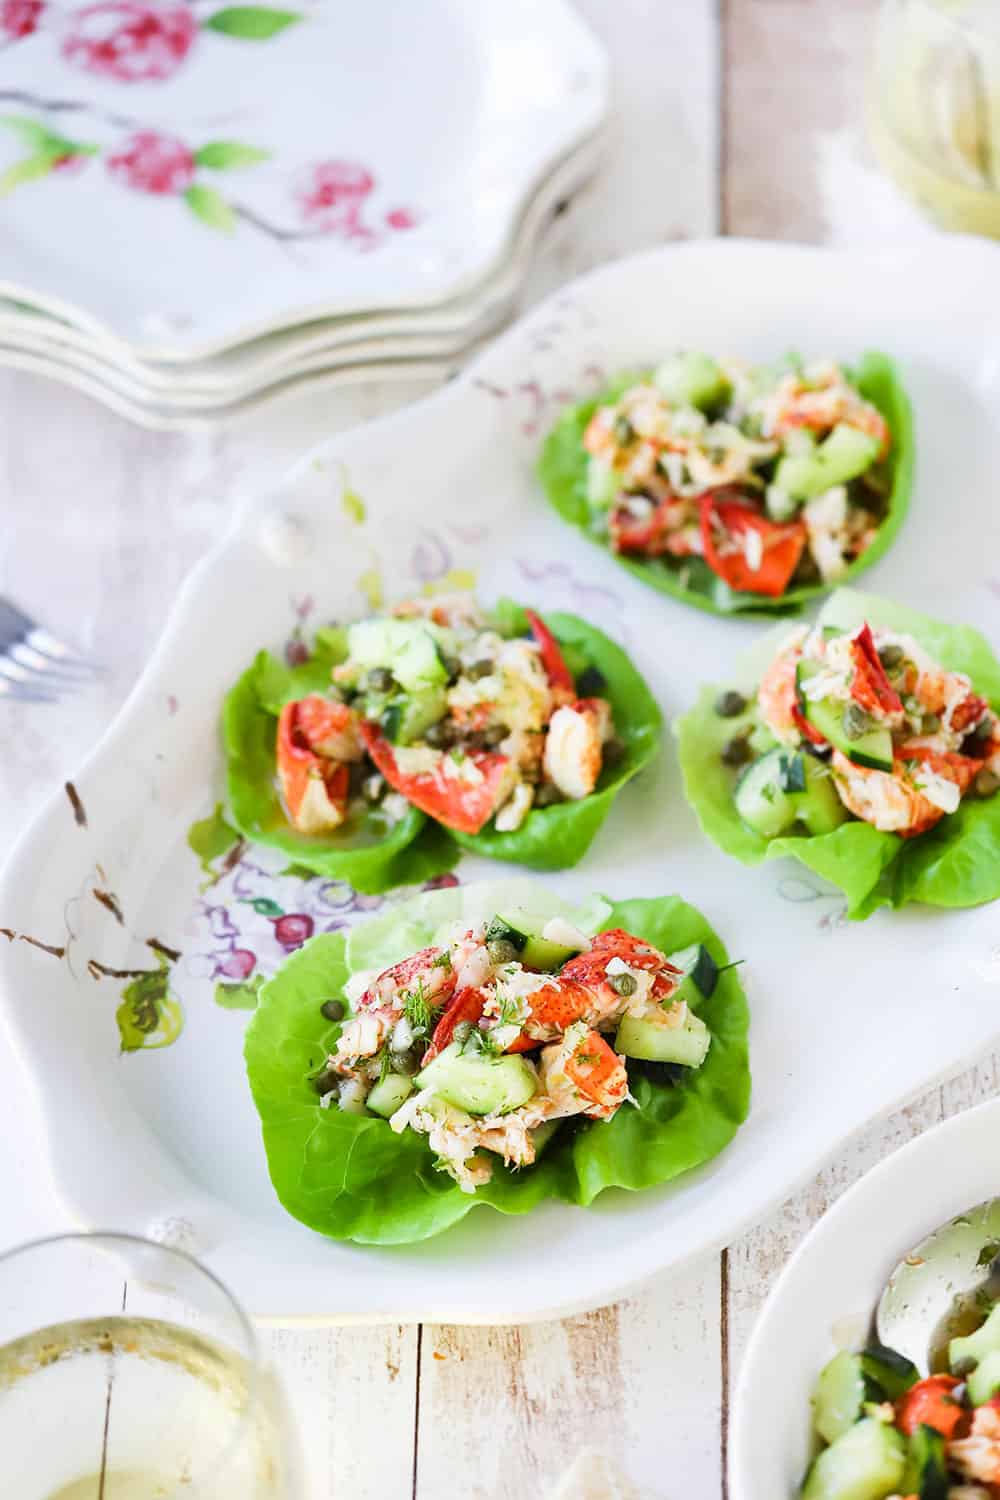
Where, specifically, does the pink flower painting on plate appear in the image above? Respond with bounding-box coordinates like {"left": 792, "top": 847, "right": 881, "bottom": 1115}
{"left": 62, "top": 1, "right": 198, "bottom": 82}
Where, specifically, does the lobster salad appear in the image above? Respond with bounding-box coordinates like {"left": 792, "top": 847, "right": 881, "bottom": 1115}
{"left": 222, "top": 593, "right": 660, "bottom": 894}
{"left": 243, "top": 882, "right": 751, "bottom": 1243}
{"left": 539, "top": 350, "right": 912, "bottom": 615}
{"left": 801, "top": 1307, "right": 1000, "bottom": 1500}
{"left": 676, "top": 589, "right": 1000, "bottom": 919}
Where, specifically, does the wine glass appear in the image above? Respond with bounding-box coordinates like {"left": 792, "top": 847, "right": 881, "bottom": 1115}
{"left": 870, "top": 0, "right": 1000, "bottom": 236}
{"left": 0, "top": 1233, "right": 297, "bottom": 1500}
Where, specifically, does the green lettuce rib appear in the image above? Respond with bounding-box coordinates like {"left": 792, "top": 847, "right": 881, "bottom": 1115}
{"left": 675, "top": 588, "right": 1000, "bottom": 918}
{"left": 538, "top": 352, "right": 914, "bottom": 617}
{"left": 243, "top": 880, "right": 751, "bottom": 1245}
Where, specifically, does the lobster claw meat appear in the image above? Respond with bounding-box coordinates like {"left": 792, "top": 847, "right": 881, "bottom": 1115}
{"left": 359, "top": 722, "right": 517, "bottom": 835}
{"left": 277, "top": 698, "right": 352, "bottom": 834}
{"left": 850, "top": 623, "right": 903, "bottom": 716}
{"left": 525, "top": 609, "right": 575, "bottom": 701}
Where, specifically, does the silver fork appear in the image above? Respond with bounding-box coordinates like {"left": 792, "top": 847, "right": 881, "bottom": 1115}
{"left": 0, "top": 598, "right": 98, "bottom": 703}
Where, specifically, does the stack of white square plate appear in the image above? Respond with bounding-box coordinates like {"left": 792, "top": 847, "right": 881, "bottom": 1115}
{"left": 0, "top": 0, "right": 607, "bottom": 426}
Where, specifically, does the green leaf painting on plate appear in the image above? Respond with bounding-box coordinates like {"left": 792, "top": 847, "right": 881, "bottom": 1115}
{"left": 203, "top": 7, "right": 301, "bottom": 38}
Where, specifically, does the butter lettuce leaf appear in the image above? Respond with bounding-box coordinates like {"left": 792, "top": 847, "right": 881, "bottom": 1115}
{"left": 451, "top": 604, "right": 663, "bottom": 868}
{"left": 675, "top": 587, "right": 1000, "bottom": 918}
{"left": 223, "top": 647, "right": 455, "bottom": 895}
{"left": 222, "top": 606, "right": 661, "bottom": 890}
{"left": 538, "top": 351, "right": 914, "bottom": 617}
{"left": 243, "top": 880, "right": 751, "bottom": 1244}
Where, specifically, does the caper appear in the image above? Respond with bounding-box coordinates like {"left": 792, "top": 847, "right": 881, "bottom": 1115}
{"left": 422, "top": 720, "right": 449, "bottom": 748}
{"left": 715, "top": 690, "right": 748, "bottom": 719}
{"left": 576, "top": 666, "right": 607, "bottom": 697}
{"left": 720, "top": 733, "right": 752, "bottom": 768}
{"left": 481, "top": 724, "right": 508, "bottom": 748}
{"left": 442, "top": 655, "right": 462, "bottom": 684}
{"left": 842, "top": 702, "right": 873, "bottom": 742}
{"left": 320, "top": 999, "right": 345, "bottom": 1023}
{"left": 452, "top": 1020, "right": 474, "bottom": 1045}
{"left": 311, "top": 1065, "right": 341, "bottom": 1097}
{"left": 602, "top": 736, "right": 627, "bottom": 767}
{"left": 389, "top": 1049, "right": 420, "bottom": 1076}
{"left": 969, "top": 717, "right": 992, "bottom": 742}
{"left": 365, "top": 666, "right": 394, "bottom": 694}
{"left": 974, "top": 768, "right": 1000, "bottom": 798}
{"left": 534, "top": 782, "right": 564, "bottom": 808}
{"left": 610, "top": 972, "right": 637, "bottom": 997}
{"left": 613, "top": 415, "right": 635, "bottom": 446}
{"left": 487, "top": 938, "right": 519, "bottom": 966}
{"left": 468, "top": 658, "right": 495, "bottom": 680}
{"left": 921, "top": 713, "right": 941, "bottom": 733}
{"left": 877, "top": 644, "right": 904, "bottom": 671}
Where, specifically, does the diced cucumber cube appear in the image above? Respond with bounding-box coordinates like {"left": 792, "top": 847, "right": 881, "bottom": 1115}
{"left": 653, "top": 351, "right": 731, "bottom": 413}
{"left": 587, "top": 456, "right": 620, "bottom": 509}
{"left": 950, "top": 1302, "right": 1000, "bottom": 1373}
{"left": 801, "top": 1418, "right": 905, "bottom": 1500}
{"left": 367, "top": 1073, "right": 414, "bottom": 1119}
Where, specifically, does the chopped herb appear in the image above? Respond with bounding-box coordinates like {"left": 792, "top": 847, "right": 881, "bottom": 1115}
{"left": 471, "top": 1029, "right": 502, "bottom": 1059}
{"left": 432, "top": 950, "right": 453, "bottom": 969}
{"left": 403, "top": 979, "right": 438, "bottom": 1032}
{"left": 494, "top": 991, "right": 524, "bottom": 1028}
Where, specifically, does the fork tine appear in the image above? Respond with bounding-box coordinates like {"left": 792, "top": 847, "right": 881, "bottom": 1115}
{"left": 0, "top": 658, "right": 84, "bottom": 696}
{"left": 25, "top": 629, "right": 101, "bottom": 674}
{"left": 10, "top": 640, "right": 98, "bottom": 679}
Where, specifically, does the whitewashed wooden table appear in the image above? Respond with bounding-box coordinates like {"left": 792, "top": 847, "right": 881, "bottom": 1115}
{"left": 1, "top": 3, "right": 995, "bottom": 1497}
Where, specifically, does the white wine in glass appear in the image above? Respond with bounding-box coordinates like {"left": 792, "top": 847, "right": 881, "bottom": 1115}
{"left": 0, "top": 1235, "right": 295, "bottom": 1500}
{"left": 871, "top": 0, "right": 1000, "bottom": 236}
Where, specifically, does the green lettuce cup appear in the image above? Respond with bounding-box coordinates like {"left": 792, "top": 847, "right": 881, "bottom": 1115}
{"left": 243, "top": 880, "right": 751, "bottom": 1245}
{"left": 450, "top": 602, "right": 662, "bottom": 868}
{"left": 223, "top": 629, "right": 454, "bottom": 895}
{"left": 675, "top": 588, "right": 1000, "bottom": 919}
{"left": 538, "top": 352, "right": 914, "bottom": 618}
{"left": 222, "top": 602, "right": 662, "bottom": 893}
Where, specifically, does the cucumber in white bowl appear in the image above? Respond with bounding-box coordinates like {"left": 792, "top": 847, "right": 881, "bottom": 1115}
{"left": 730, "top": 1097, "right": 1000, "bottom": 1500}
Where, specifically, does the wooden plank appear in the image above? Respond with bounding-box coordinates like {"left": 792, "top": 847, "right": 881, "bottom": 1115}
{"left": 522, "top": 0, "right": 720, "bottom": 313}
{"left": 260, "top": 1323, "right": 418, "bottom": 1500}
{"left": 722, "top": 0, "right": 881, "bottom": 241}
{"left": 417, "top": 1259, "right": 723, "bottom": 1500}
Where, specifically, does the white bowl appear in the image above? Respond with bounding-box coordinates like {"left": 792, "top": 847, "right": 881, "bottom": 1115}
{"left": 731, "top": 1096, "right": 1000, "bottom": 1500}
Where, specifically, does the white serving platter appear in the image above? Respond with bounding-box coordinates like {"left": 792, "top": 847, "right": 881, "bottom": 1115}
{"left": 1, "top": 0, "right": 606, "bottom": 357}
{"left": 2, "top": 239, "right": 1000, "bottom": 1325}
{"left": 730, "top": 1096, "right": 1000, "bottom": 1500}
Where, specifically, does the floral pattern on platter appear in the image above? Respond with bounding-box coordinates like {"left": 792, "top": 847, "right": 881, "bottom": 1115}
{"left": 185, "top": 820, "right": 459, "bottom": 1012}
